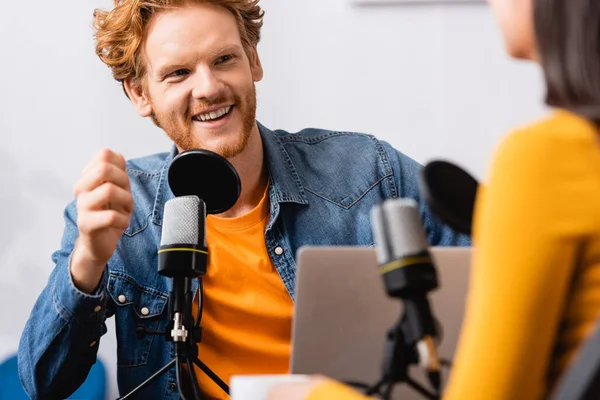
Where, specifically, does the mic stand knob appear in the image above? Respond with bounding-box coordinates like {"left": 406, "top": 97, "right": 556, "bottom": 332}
{"left": 171, "top": 312, "right": 188, "bottom": 342}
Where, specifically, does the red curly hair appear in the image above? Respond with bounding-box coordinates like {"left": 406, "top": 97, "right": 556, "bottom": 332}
{"left": 93, "top": 0, "right": 264, "bottom": 84}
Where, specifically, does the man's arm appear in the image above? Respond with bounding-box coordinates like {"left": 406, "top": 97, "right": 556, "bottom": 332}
{"left": 18, "top": 149, "right": 133, "bottom": 398}
{"left": 18, "top": 202, "right": 110, "bottom": 399}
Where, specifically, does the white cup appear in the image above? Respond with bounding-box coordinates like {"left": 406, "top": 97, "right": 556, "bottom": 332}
{"left": 230, "top": 374, "right": 310, "bottom": 400}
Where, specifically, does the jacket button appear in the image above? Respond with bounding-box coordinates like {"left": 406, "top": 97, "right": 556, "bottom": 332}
{"left": 275, "top": 247, "right": 284, "bottom": 256}
{"left": 169, "top": 382, "right": 177, "bottom": 391}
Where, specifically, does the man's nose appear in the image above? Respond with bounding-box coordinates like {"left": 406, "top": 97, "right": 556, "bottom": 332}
{"left": 191, "top": 66, "right": 225, "bottom": 101}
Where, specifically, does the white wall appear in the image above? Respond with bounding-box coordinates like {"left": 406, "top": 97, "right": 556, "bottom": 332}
{"left": 0, "top": 0, "right": 546, "bottom": 398}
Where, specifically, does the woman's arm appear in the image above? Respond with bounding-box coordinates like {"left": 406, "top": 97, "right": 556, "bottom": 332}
{"left": 445, "top": 125, "right": 590, "bottom": 400}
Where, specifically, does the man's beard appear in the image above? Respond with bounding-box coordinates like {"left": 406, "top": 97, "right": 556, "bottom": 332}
{"left": 151, "top": 84, "right": 257, "bottom": 159}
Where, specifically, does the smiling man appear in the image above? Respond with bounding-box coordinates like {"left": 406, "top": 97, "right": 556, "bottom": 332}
{"left": 18, "top": 1, "right": 469, "bottom": 399}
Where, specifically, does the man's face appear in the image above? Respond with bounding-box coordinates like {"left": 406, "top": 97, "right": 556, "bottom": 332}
{"left": 129, "top": 3, "right": 263, "bottom": 158}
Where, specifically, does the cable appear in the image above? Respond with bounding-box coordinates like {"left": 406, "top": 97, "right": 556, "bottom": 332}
{"left": 175, "top": 353, "right": 190, "bottom": 400}
{"left": 194, "top": 278, "right": 203, "bottom": 327}
{"left": 186, "top": 356, "right": 205, "bottom": 400}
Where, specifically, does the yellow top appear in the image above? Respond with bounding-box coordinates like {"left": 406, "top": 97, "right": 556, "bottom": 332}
{"left": 308, "top": 110, "right": 600, "bottom": 400}
{"left": 307, "top": 381, "right": 374, "bottom": 400}
{"left": 192, "top": 184, "right": 294, "bottom": 399}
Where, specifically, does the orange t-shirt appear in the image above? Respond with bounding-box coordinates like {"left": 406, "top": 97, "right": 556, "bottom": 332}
{"left": 192, "top": 185, "right": 294, "bottom": 399}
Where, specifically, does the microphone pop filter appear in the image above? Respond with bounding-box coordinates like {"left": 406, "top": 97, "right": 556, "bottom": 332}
{"left": 419, "top": 160, "right": 479, "bottom": 235}
{"left": 168, "top": 149, "right": 242, "bottom": 214}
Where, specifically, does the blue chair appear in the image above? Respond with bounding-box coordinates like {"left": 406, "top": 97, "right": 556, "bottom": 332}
{"left": 0, "top": 354, "right": 107, "bottom": 400}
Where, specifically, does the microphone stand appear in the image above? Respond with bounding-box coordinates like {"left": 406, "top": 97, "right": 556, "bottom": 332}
{"left": 118, "top": 148, "right": 241, "bottom": 399}
{"left": 117, "top": 276, "right": 229, "bottom": 399}
{"left": 364, "top": 312, "right": 440, "bottom": 400}
{"left": 368, "top": 199, "right": 452, "bottom": 400}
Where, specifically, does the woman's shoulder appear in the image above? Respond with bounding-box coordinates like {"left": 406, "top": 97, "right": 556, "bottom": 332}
{"left": 503, "top": 110, "right": 597, "bottom": 150}
{"left": 492, "top": 110, "right": 599, "bottom": 169}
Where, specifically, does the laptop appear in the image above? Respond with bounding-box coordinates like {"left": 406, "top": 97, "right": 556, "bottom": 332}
{"left": 290, "top": 246, "right": 472, "bottom": 399}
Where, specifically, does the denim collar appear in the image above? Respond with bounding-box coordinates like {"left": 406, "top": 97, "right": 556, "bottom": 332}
{"left": 151, "top": 122, "right": 308, "bottom": 226}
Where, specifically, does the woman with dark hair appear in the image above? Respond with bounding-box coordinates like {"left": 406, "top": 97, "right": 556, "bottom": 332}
{"left": 269, "top": 0, "right": 600, "bottom": 398}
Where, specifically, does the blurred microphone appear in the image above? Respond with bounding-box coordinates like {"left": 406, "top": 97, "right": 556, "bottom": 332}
{"left": 419, "top": 160, "right": 479, "bottom": 235}
{"left": 371, "top": 198, "right": 441, "bottom": 391}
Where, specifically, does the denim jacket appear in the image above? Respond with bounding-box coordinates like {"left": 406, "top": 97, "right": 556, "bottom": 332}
{"left": 18, "top": 123, "right": 470, "bottom": 399}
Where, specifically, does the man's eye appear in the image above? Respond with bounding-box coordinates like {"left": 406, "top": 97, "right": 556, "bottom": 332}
{"left": 216, "top": 55, "right": 233, "bottom": 64}
{"left": 169, "top": 69, "right": 189, "bottom": 78}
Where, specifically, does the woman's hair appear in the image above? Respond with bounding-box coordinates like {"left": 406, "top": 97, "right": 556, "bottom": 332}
{"left": 93, "top": 0, "right": 264, "bottom": 84}
{"left": 534, "top": 0, "right": 600, "bottom": 124}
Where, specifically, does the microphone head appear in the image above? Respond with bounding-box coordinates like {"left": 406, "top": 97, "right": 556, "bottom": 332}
{"left": 159, "top": 196, "right": 208, "bottom": 278}
{"left": 168, "top": 149, "right": 241, "bottom": 214}
{"left": 370, "top": 203, "right": 392, "bottom": 265}
{"left": 419, "top": 160, "right": 478, "bottom": 235}
{"left": 371, "top": 198, "right": 438, "bottom": 298}
{"left": 161, "top": 196, "right": 206, "bottom": 247}
{"left": 382, "top": 199, "right": 429, "bottom": 260}
{"left": 371, "top": 198, "right": 428, "bottom": 264}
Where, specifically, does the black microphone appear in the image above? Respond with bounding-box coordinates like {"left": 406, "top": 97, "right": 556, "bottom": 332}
{"left": 123, "top": 150, "right": 240, "bottom": 399}
{"left": 371, "top": 198, "right": 441, "bottom": 392}
{"left": 160, "top": 148, "right": 242, "bottom": 279}
{"left": 419, "top": 160, "right": 479, "bottom": 235}
{"left": 158, "top": 195, "right": 207, "bottom": 279}
{"left": 161, "top": 148, "right": 242, "bottom": 325}
{"left": 158, "top": 196, "right": 207, "bottom": 323}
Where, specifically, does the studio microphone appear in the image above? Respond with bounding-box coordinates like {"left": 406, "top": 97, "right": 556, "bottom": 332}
{"left": 158, "top": 196, "right": 207, "bottom": 346}
{"left": 159, "top": 195, "right": 207, "bottom": 279}
{"left": 122, "top": 149, "right": 240, "bottom": 400}
{"left": 371, "top": 198, "right": 441, "bottom": 392}
{"left": 160, "top": 148, "right": 241, "bottom": 342}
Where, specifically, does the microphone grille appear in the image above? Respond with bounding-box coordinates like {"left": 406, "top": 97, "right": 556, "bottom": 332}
{"left": 161, "top": 196, "right": 204, "bottom": 246}
{"left": 382, "top": 198, "right": 429, "bottom": 258}
{"left": 371, "top": 203, "right": 392, "bottom": 265}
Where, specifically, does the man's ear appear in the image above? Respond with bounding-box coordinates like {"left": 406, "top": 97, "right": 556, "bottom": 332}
{"left": 249, "top": 46, "right": 263, "bottom": 82}
{"left": 123, "top": 78, "right": 153, "bottom": 117}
